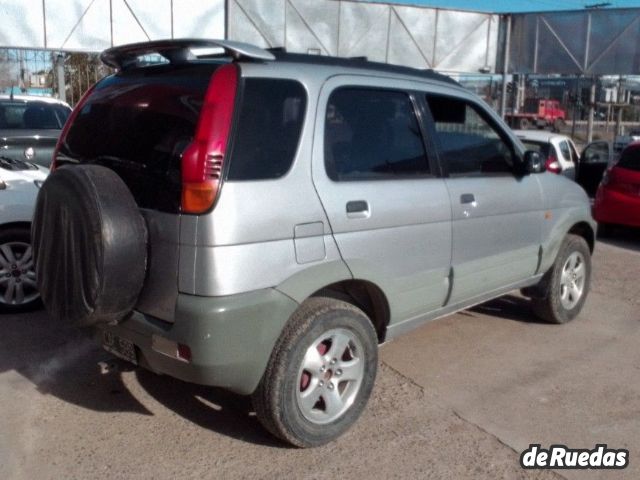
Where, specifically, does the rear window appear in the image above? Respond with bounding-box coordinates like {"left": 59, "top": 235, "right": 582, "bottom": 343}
{"left": 0, "top": 101, "right": 70, "bottom": 129}
{"left": 59, "top": 64, "right": 217, "bottom": 212}
{"left": 617, "top": 147, "right": 640, "bottom": 171}
{"left": 520, "top": 140, "right": 551, "bottom": 159}
{"left": 227, "top": 78, "right": 306, "bottom": 180}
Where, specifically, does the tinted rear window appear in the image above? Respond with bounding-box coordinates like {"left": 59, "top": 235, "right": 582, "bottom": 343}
{"left": 59, "top": 64, "right": 218, "bottom": 212}
{"left": 617, "top": 147, "right": 640, "bottom": 171}
{"left": 227, "top": 78, "right": 306, "bottom": 180}
{"left": 0, "top": 101, "right": 70, "bottom": 129}
{"left": 520, "top": 140, "right": 551, "bottom": 158}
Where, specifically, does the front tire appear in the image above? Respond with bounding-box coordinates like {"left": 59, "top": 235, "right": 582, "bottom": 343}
{"left": 531, "top": 234, "right": 591, "bottom": 324}
{"left": 252, "top": 297, "right": 378, "bottom": 447}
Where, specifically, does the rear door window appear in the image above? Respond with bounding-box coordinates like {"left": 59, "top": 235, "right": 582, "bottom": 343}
{"left": 559, "top": 140, "right": 573, "bottom": 163}
{"left": 324, "top": 87, "right": 430, "bottom": 181}
{"left": 58, "top": 64, "right": 217, "bottom": 213}
{"left": 227, "top": 79, "right": 306, "bottom": 180}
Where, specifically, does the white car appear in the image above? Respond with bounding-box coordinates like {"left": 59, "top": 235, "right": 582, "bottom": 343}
{"left": 0, "top": 156, "right": 48, "bottom": 312}
{"left": 513, "top": 130, "right": 579, "bottom": 180}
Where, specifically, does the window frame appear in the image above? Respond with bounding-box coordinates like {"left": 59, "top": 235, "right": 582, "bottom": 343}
{"left": 323, "top": 85, "right": 440, "bottom": 182}
{"left": 419, "top": 93, "right": 520, "bottom": 178}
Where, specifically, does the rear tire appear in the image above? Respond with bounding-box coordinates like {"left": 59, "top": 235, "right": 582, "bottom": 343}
{"left": 0, "top": 227, "right": 41, "bottom": 313}
{"left": 252, "top": 297, "right": 378, "bottom": 447}
{"left": 531, "top": 234, "right": 591, "bottom": 324}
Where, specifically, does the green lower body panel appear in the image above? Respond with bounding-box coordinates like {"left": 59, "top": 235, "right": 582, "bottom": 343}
{"left": 100, "top": 288, "right": 299, "bottom": 395}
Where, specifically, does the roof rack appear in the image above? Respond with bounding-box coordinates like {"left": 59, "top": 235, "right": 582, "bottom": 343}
{"left": 268, "top": 51, "right": 459, "bottom": 86}
{"left": 100, "top": 39, "right": 275, "bottom": 70}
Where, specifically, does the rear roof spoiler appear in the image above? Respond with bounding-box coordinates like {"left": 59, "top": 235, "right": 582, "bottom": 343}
{"left": 100, "top": 38, "right": 276, "bottom": 70}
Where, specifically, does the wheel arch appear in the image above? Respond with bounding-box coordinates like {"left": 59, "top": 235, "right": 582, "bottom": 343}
{"left": 311, "top": 279, "right": 391, "bottom": 343}
{"left": 0, "top": 221, "right": 32, "bottom": 234}
{"left": 568, "top": 221, "right": 595, "bottom": 253}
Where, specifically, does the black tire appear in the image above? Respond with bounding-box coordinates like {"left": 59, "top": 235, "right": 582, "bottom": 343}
{"left": 32, "top": 165, "right": 148, "bottom": 326}
{"left": 252, "top": 297, "right": 378, "bottom": 448}
{"left": 531, "top": 234, "right": 591, "bottom": 324}
{"left": 0, "top": 227, "right": 42, "bottom": 313}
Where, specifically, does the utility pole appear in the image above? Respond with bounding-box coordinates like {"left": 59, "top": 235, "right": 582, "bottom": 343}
{"left": 587, "top": 77, "right": 596, "bottom": 143}
{"left": 500, "top": 15, "right": 511, "bottom": 118}
{"left": 55, "top": 55, "right": 66, "bottom": 103}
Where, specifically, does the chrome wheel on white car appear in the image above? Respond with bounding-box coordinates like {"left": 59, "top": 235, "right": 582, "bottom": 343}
{"left": 0, "top": 229, "right": 40, "bottom": 312}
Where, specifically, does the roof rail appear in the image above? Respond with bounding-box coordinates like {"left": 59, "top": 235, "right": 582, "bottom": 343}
{"left": 100, "top": 39, "right": 275, "bottom": 70}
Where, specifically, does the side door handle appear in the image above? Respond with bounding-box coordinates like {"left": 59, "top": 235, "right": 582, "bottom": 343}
{"left": 346, "top": 200, "right": 370, "bottom": 218}
{"left": 460, "top": 193, "right": 476, "bottom": 205}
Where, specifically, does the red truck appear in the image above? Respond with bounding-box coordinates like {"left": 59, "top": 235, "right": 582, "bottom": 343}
{"left": 506, "top": 98, "right": 566, "bottom": 131}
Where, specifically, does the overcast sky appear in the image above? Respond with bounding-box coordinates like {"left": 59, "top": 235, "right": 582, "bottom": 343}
{"left": 363, "top": 0, "right": 640, "bottom": 13}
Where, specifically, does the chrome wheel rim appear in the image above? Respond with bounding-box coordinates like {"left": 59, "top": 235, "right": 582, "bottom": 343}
{"left": 296, "top": 328, "right": 365, "bottom": 425}
{"left": 559, "top": 251, "right": 586, "bottom": 310}
{"left": 0, "top": 241, "right": 39, "bottom": 306}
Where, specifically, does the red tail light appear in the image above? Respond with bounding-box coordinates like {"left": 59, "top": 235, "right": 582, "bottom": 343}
{"left": 545, "top": 154, "right": 561, "bottom": 174}
{"left": 51, "top": 83, "right": 99, "bottom": 171}
{"left": 181, "top": 64, "right": 238, "bottom": 214}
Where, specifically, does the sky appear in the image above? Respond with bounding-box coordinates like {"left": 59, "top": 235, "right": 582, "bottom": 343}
{"left": 364, "top": 0, "right": 640, "bottom": 13}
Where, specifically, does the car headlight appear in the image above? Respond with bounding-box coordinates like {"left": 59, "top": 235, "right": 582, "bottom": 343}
{"left": 34, "top": 180, "right": 44, "bottom": 189}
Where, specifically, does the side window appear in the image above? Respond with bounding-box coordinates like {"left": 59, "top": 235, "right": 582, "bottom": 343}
{"left": 324, "top": 88, "right": 430, "bottom": 181}
{"left": 227, "top": 78, "right": 307, "bottom": 180}
{"left": 426, "top": 95, "right": 514, "bottom": 176}
{"left": 559, "top": 140, "right": 572, "bottom": 163}
{"left": 583, "top": 142, "right": 608, "bottom": 164}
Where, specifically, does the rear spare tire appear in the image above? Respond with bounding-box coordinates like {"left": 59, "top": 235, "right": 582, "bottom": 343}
{"left": 32, "top": 165, "right": 147, "bottom": 326}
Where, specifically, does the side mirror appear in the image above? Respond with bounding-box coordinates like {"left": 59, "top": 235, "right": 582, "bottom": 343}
{"left": 523, "top": 150, "right": 545, "bottom": 174}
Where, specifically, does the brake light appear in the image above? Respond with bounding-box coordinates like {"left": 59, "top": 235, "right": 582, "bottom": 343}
{"left": 545, "top": 154, "right": 561, "bottom": 174}
{"left": 181, "top": 64, "right": 238, "bottom": 214}
{"left": 50, "top": 83, "right": 99, "bottom": 171}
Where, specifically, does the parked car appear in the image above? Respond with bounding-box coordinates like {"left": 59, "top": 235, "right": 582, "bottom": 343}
{"left": 0, "top": 156, "right": 48, "bottom": 312}
{"left": 577, "top": 140, "right": 616, "bottom": 197}
{"left": 513, "top": 130, "right": 578, "bottom": 180}
{"left": 0, "top": 95, "right": 72, "bottom": 168}
{"left": 32, "top": 39, "right": 596, "bottom": 448}
{"left": 593, "top": 142, "right": 640, "bottom": 230}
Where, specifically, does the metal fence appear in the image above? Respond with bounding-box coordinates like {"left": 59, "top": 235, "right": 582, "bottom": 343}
{"left": 228, "top": 0, "right": 500, "bottom": 73}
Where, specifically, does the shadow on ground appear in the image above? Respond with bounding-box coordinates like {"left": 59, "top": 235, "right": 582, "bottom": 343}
{"left": 470, "top": 294, "right": 548, "bottom": 324}
{"left": 0, "top": 309, "right": 284, "bottom": 447}
{"left": 597, "top": 226, "right": 640, "bottom": 253}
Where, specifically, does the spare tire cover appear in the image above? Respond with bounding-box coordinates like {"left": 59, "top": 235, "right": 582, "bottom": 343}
{"left": 32, "top": 165, "right": 148, "bottom": 326}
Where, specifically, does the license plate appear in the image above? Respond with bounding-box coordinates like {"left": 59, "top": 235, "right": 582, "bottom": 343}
{"left": 102, "top": 331, "right": 138, "bottom": 365}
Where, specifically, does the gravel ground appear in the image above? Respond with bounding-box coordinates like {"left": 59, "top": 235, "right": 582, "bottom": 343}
{"left": 1, "top": 230, "right": 638, "bottom": 479}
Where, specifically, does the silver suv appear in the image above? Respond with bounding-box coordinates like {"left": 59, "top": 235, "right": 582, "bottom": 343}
{"left": 33, "top": 39, "right": 596, "bottom": 447}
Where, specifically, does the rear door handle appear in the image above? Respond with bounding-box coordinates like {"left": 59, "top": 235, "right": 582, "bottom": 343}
{"left": 460, "top": 193, "right": 476, "bottom": 205}
{"left": 346, "top": 200, "right": 370, "bottom": 218}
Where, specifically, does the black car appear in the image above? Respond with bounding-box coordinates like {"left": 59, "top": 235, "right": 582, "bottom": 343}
{"left": 0, "top": 95, "right": 72, "bottom": 168}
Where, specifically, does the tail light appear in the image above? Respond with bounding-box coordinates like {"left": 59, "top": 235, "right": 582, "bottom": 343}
{"left": 545, "top": 153, "right": 561, "bottom": 174}
{"left": 51, "top": 83, "right": 99, "bottom": 171}
{"left": 181, "top": 64, "right": 238, "bottom": 214}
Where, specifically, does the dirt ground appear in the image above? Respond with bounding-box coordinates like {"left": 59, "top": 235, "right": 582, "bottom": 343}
{"left": 1, "top": 230, "right": 638, "bottom": 480}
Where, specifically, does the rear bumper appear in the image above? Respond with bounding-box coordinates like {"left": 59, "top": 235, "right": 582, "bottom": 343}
{"left": 593, "top": 188, "right": 640, "bottom": 227}
{"left": 99, "top": 288, "right": 299, "bottom": 395}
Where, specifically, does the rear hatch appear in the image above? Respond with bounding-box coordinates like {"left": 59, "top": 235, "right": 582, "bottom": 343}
{"left": 55, "top": 63, "right": 221, "bottom": 322}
